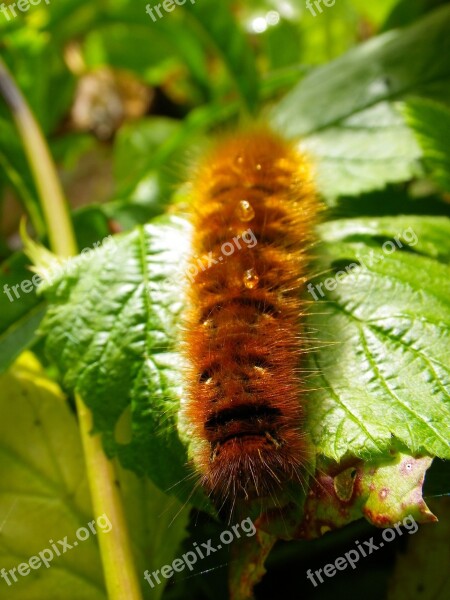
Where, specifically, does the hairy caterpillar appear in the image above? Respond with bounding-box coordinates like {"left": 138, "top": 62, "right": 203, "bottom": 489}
{"left": 181, "top": 129, "right": 320, "bottom": 512}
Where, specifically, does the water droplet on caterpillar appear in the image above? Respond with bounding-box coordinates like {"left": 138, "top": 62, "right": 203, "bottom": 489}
{"left": 243, "top": 268, "right": 259, "bottom": 289}
{"left": 236, "top": 200, "right": 255, "bottom": 222}
{"left": 255, "top": 163, "right": 262, "bottom": 171}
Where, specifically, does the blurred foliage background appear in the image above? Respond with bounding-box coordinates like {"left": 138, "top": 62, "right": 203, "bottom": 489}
{"left": 1, "top": 0, "right": 447, "bottom": 251}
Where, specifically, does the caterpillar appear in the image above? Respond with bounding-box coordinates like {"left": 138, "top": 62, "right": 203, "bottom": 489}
{"left": 181, "top": 128, "right": 320, "bottom": 512}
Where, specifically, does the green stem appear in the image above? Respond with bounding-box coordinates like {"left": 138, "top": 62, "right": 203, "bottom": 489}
{"left": 0, "top": 56, "right": 143, "bottom": 600}
{"left": 76, "top": 396, "right": 144, "bottom": 599}
{"left": 0, "top": 152, "right": 46, "bottom": 238}
{"left": 0, "top": 58, "right": 76, "bottom": 257}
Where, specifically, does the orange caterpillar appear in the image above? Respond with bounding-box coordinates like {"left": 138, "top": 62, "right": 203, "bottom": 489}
{"left": 181, "top": 129, "right": 319, "bottom": 510}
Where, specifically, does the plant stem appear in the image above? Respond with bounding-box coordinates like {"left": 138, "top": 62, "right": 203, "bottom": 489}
{"left": 0, "top": 57, "right": 76, "bottom": 257}
{"left": 77, "top": 396, "right": 144, "bottom": 599}
{"left": 0, "top": 56, "right": 143, "bottom": 600}
{"left": 0, "top": 153, "right": 46, "bottom": 238}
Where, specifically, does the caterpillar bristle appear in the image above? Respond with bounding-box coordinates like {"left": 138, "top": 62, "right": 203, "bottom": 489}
{"left": 180, "top": 128, "right": 322, "bottom": 513}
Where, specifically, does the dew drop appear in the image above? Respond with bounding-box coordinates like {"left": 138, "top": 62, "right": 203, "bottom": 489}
{"left": 255, "top": 163, "right": 262, "bottom": 171}
{"left": 236, "top": 199, "right": 255, "bottom": 222}
{"left": 243, "top": 268, "right": 259, "bottom": 289}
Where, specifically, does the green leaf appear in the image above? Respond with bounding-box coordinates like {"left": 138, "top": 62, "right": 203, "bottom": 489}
{"left": 92, "top": 1, "right": 211, "bottom": 98}
{"left": 402, "top": 98, "right": 450, "bottom": 193}
{"left": 117, "top": 461, "right": 190, "bottom": 600}
{"left": 36, "top": 212, "right": 450, "bottom": 510}
{"left": 113, "top": 117, "right": 182, "bottom": 198}
{"left": 71, "top": 206, "right": 114, "bottom": 252}
{"left": 109, "top": 110, "right": 237, "bottom": 225}
{"left": 0, "top": 253, "right": 46, "bottom": 373}
{"left": 102, "top": 0, "right": 258, "bottom": 110}
{"left": 360, "top": 454, "right": 436, "bottom": 526}
{"left": 271, "top": 5, "right": 450, "bottom": 199}
{"left": 0, "top": 353, "right": 106, "bottom": 599}
{"left": 350, "top": 0, "right": 400, "bottom": 26}
{"left": 318, "top": 215, "right": 450, "bottom": 263}
{"left": 307, "top": 215, "right": 450, "bottom": 461}
{"left": 0, "top": 352, "right": 189, "bottom": 599}
{"left": 228, "top": 451, "right": 436, "bottom": 598}
{"left": 301, "top": 102, "right": 422, "bottom": 199}
{"left": 382, "top": 0, "right": 448, "bottom": 31}
{"left": 261, "top": 19, "right": 301, "bottom": 70}
{"left": 182, "top": 0, "right": 260, "bottom": 113}
{"left": 298, "top": 453, "right": 436, "bottom": 539}
{"left": 38, "top": 216, "right": 203, "bottom": 507}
